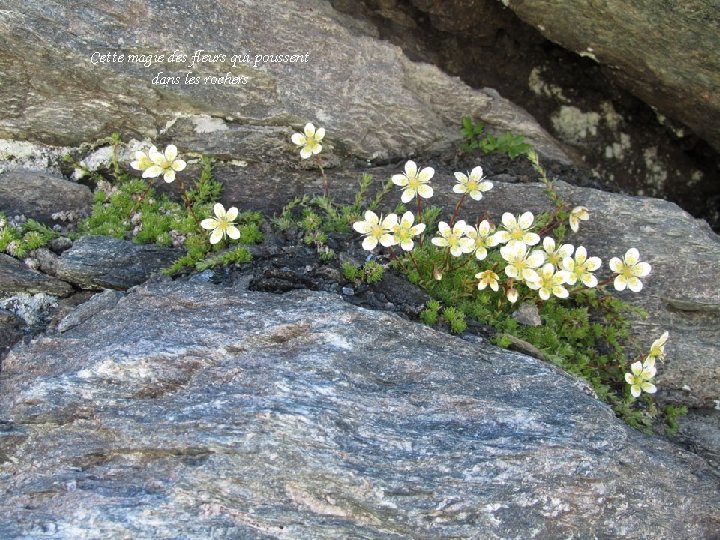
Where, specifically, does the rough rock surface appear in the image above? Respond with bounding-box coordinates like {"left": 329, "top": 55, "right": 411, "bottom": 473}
{"left": 0, "top": 171, "right": 93, "bottom": 225}
{"left": 0, "top": 253, "right": 74, "bottom": 297}
{"left": 504, "top": 0, "right": 720, "bottom": 153}
{"left": 0, "top": 0, "right": 568, "bottom": 163}
{"left": 1, "top": 282, "right": 718, "bottom": 538}
{"left": 55, "top": 236, "right": 181, "bottom": 290}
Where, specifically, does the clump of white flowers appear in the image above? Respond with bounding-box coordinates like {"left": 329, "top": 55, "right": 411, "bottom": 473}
{"left": 351, "top": 157, "right": 654, "bottom": 310}
{"left": 131, "top": 144, "right": 187, "bottom": 183}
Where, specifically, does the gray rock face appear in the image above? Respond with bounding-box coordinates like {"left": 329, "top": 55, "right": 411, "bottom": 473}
{"left": 0, "top": 0, "right": 568, "bottom": 164}
{"left": 55, "top": 236, "right": 181, "bottom": 290}
{"left": 504, "top": 0, "right": 720, "bottom": 153}
{"left": 0, "top": 171, "right": 92, "bottom": 225}
{"left": 0, "top": 282, "right": 718, "bottom": 538}
{"left": 0, "top": 253, "right": 73, "bottom": 297}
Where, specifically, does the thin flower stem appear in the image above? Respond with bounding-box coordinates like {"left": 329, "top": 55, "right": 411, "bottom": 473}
{"left": 449, "top": 193, "right": 467, "bottom": 227}
{"left": 314, "top": 155, "right": 329, "bottom": 198}
{"left": 416, "top": 195, "right": 423, "bottom": 224}
{"left": 177, "top": 177, "right": 201, "bottom": 229}
{"left": 130, "top": 181, "right": 153, "bottom": 215}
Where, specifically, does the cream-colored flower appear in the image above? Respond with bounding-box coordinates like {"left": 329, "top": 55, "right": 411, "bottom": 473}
{"left": 392, "top": 160, "right": 434, "bottom": 203}
{"left": 506, "top": 288, "right": 519, "bottom": 304}
{"left": 392, "top": 211, "right": 425, "bottom": 251}
{"left": 143, "top": 145, "right": 187, "bottom": 183}
{"left": 561, "top": 246, "right": 601, "bottom": 287}
{"left": 453, "top": 166, "right": 493, "bottom": 200}
{"left": 291, "top": 122, "right": 325, "bottom": 159}
{"left": 353, "top": 211, "right": 397, "bottom": 251}
{"left": 609, "top": 248, "right": 651, "bottom": 292}
{"left": 201, "top": 203, "right": 241, "bottom": 245}
{"left": 625, "top": 360, "right": 657, "bottom": 398}
{"left": 130, "top": 147, "right": 154, "bottom": 172}
{"left": 542, "top": 237, "right": 574, "bottom": 268}
{"left": 464, "top": 220, "right": 498, "bottom": 260}
{"left": 491, "top": 211, "right": 540, "bottom": 248}
{"left": 500, "top": 242, "right": 545, "bottom": 282}
{"left": 475, "top": 270, "right": 500, "bottom": 292}
{"left": 431, "top": 220, "right": 473, "bottom": 257}
{"left": 569, "top": 206, "right": 589, "bottom": 233}
{"left": 527, "top": 263, "right": 571, "bottom": 300}
{"left": 648, "top": 331, "right": 669, "bottom": 360}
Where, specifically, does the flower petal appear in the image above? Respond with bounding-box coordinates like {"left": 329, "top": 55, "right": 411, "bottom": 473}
{"left": 418, "top": 167, "right": 434, "bottom": 183}
{"left": 404, "top": 160, "right": 417, "bottom": 179}
{"left": 614, "top": 275, "right": 627, "bottom": 291}
{"left": 164, "top": 145, "right": 178, "bottom": 162}
{"left": 142, "top": 165, "right": 163, "bottom": 178}
{"left": 201, "top": 218, "right": 218, "bottom": 230}
{"left": 362, "top": 236, "right": 378, "bottom": 251}
{"left": 401, "top": 189, "right": 415, "bottom": 203}
{"left": 417, "top": 184, "right": 433, "bottom": 199}
{"left": 315, "top": 127, "right": 325, "bottom": 141}
{"left": 633, "top": 262, "right": 651, "bottom": 278}
{"left": 226, "top": 225, "right": 241, "bottom": 240}
{"left": 172, "top": 159, "right": 187, "bottom": 172}
{"left": 518, "top": 211, "right": 534, "bottom": 230}
{"left": 304, "top": 123, "right": 316, "bottom": 138}
{"left": 609, "top": 257, "right": 624, "bottom": 273}
{"left": 214, "top": 203, "right": 226, "bottom": 218}
{"left": 627, "top": 277, "right": 644, "bottom": 292}
{"left": 225, "top": 207, "right": 239, "bottom": 222}
{"left": 210, "top": 228, "right": 224, "bottom": 245}
{"left": 624, "top": 248, "right": 640, "bottom": 266}
{"left": 392, "top": 174, "right": 408, "bottom": 187}
{"left": 291, "top": 133, "right": 306, "bottom": 146}
{"left": 163, "top": 169, "right": 175, "bottom": 183}
{"left": 501, "top": 213, "right": 516, "bottom": 229}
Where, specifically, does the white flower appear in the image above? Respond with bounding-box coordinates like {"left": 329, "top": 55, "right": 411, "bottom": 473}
{"left": 143, "top": 145, "right": 187, "bottom": 183}
{"left": 353, "top": 211, "right": 397, "bottom": 251}
{"left": 464, "top": 220, "right": 498, "bottom": 260}
{"left": 609, "top": 248, "right": 651, "bottom": 292}
{"left": 130, "top": 148, "right": 154, "bottom": 172}
{"left": 431, "top": 220, "right": 473, "bottom": 257}
{"left": 625, "top": 360, "right": 657, "bottom": 398}
{"left": 200, "top": 203, "right": 241, "bottom": 245}
{"left": 392, "top": 160, "right": 434, "bottom": 203}
{"left": 491, "top": 211, "right": 540, "bottom": 248}
{"left": 542, "top": 237, "right": 574, "bottom": 268}
{"left": 561, "top": 246, "right": 601, "bottom": 287}
{"left": 648, "top": 331, "right": 669, "bottom": 360}
{"left": 453, "top": 166, "right": 493, "bottom": 200}
{"left": 392, "top": 211, "right": 425, "bottom": 251}
{"left": 291, "top": 123, "right": 325, "bottom": 159}
{"left": 475, "top": 270, "right": 500, "bottom": 292}
{"left": 569, "top": 206, "right": 589, "bottom": 233}
{"left": 527, "top": 263, "right": 571, "bottom": 300}
{"left": 506, "top": 288, "right": 519, "bottom": 304}
{"left": 500, "top": 242, "right": 545, "bottom": 283}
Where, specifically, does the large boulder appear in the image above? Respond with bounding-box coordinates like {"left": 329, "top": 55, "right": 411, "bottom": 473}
{"left": 504, "top": 0, "right": 720, "bottom": 154}
{"left": 0, "top": 171, "right": 93, "bottom": 226}
{"left": 0, "top": 282, "right": 718, "bottom": 538}
{"left": 0, "top": 0, "right": 568, "bottom": 164}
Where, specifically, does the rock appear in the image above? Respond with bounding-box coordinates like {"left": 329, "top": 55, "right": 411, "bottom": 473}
{"left": 0, "top": 309, "right": 22, "bottom": 359}
{"left": 0, "top": 282, "right": 717, "bottom": 537}
{"left": 0, "top": 171, "right": 92, "bottom": 226}
{"left": 55, "top": 236, "right": 181, "bottom": 290}
{"left": 0, "top": 254, "right": 74, "bottom": 297}
{"left": 49, "top": 237, "right": 73, "bottom": 255}
{"left": 33, "top": 247, "right": 58, "bottom": 277}
{"left": 512, "top": 302, "right": 542, "bottom": 326}
{"left": 0, "top": 0, "right": 568, "bottom": 163}
{"left": 503, "top": 0, "right": 720, "bottom": 154}
{"left": 56, "top": 290, "right": 124, "bottom": 334}
{"left": 0, "top": 292, "right": 58, "bottom": 331}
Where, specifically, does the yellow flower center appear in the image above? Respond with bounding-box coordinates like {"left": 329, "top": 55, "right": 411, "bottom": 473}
{"left": 370, "top": 224, "right": 384, "bottom": 238}
{"left": 408, "top": 177, "right": 420, "bottom": 190}
{"left": 466, "top": 180, "right": 477, "bottom": 191}
{"left": 511, "top": 228, "right": 525, "bottom": 240}
{"left": 621, "top": 265, "right": 634, "bottom": 279}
